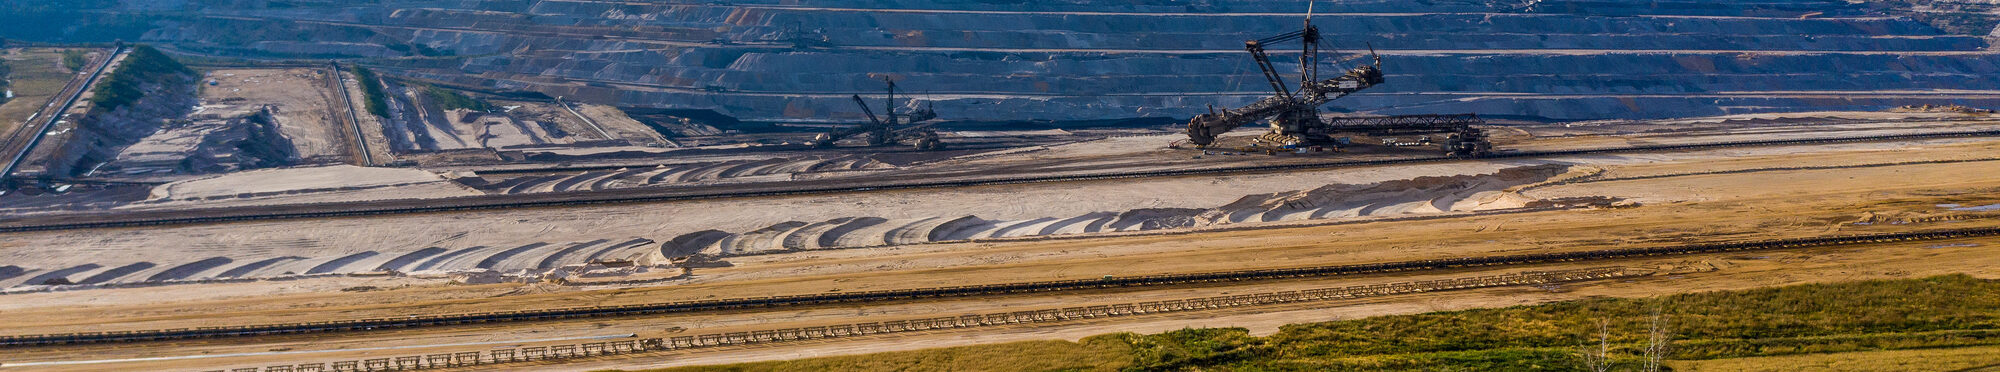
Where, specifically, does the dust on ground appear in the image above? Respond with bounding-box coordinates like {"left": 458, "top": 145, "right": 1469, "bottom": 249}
{"left": 199, "top": 68, "right": 354, "bottom": 164}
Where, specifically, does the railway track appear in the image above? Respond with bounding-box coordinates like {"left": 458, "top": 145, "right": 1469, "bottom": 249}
{"left": 6, "top": 224, "right": 1997, "bottom": 347}
{"left": 328, "top": 62, "right": 375, "bottom": 167}
{"left": 4, "top": 128, "right": 1999, "bottom": 233}
{"left": 0, "top": 46, "right": 123, "bottom": 184}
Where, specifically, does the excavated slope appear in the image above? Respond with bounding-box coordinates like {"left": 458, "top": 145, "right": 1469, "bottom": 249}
{"left": 5, "top": 0, "right": 1999, "bottom": 122}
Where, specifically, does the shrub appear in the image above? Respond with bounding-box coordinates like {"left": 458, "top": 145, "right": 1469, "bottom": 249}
{"left": 61, "top": 49, "right": 86, "bottom": 71}
{"left": 87, "top": 45, "right": 191, "bottom": 111}
{"left": 422, "top": 85, "right": 489, "bottom": 112}
{"left": 349, "top": 65, "right": 390, "bottom": 118}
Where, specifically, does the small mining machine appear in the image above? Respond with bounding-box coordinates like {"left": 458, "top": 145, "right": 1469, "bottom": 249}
{"left": 1184, "top": 11, "right": 1490, "bottom": 157}
{"left": 813, "top": 78, "right": 945, "bottom": 150}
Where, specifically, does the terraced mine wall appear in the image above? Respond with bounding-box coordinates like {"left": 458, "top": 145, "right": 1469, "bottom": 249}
{"left": 4, "top": 0, "right": 2000, "bottom": 125}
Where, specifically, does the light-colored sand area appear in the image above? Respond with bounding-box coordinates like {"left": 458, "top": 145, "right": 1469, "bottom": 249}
{"left": 661, "top": 164, "right": 1570, "bottom": 258}
{"left": 468, "top": 155, "right": 893, "bottom": 194}
{"left": 20, "top": 232, "right": 2000, "bottom": 372}
{"left": 7, "top": 135, "right": 2000, "bottom": 332}
{"left": 140, "top": 165, "right": 463, "bottom": 200}
{"left": 123, "top": 165, "right": 481, "bottom": 209}
{"left": 0, "top": 157, "right": 1549, "bottom": 289}
{"left": 440, "top": 107, "right": 588, "bottom": 148}
{"left": 201, "top": 68, "right": 352, "bottom": 163}
{"left": 27, "top": 111, "right": 1972, "bottom": 216}
{"left": 1, "top": 135, "right": 1996, "bottom": 291}
{"left": 1510, "top": 111, "right": 2000, "bottom": 149}
{"left": 339, "top": 68, "right": 395, "bottom": 164}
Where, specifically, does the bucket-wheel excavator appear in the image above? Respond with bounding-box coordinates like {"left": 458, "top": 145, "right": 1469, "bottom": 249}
{"left": 813, "top": 78, "right": 945, "bottom": 150}
{"left": 1185, "top": 11, "right": 1491, "bottom": 157}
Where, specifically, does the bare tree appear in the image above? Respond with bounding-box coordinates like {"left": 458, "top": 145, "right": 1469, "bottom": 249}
{"left": 1579, "top": 318, "right": 1611, "bottom": 372}
{"left": 1645, "top": 307, "right": 1674, "bottom": 372}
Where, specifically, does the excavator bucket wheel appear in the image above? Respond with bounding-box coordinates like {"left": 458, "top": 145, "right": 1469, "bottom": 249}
{"left": 1441, "top": 135, "right": 1489, "bottom": 158}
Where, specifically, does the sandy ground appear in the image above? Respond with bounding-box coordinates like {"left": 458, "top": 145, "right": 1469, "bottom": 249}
{"left": 489, "top": 101, "right": 609, "bottom": 144}
{"left": 9, "top": 114, "right": 2000, "bottom": 369}
{"left": 340, "top": 69, "right": 396, "bottom": 165}
{"left": 571, "top": 103, "right": 671, "bottom": 147}
{"left": 2, "top": 157, "right": 1554, "bottom": 287}
{"left": 5, "top": 135, "right": 2000, "bottom": 322}
{"left": 126, "top": 165, "right": 480, "bottom": 207}
{"left": 2, "top": 128, "right": 1989, "bottom": 289}
{"left": 200, "top": 68, "right": 353, "bottom": 164}
{"left": 13, "top": 234, "right": 2000, "bottom": 371}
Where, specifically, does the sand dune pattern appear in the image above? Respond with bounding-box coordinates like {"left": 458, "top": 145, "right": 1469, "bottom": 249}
{"left": 461, "top": 155, "right": 891, "bottom": 194}
{"left": 0, "top": 166, "right": 1567, "bottom": 289}
{"left": 0, "top": 238, "right": 659, "bottom": 290}
{"left": 654, "top": 165, "right": 1570, "bottom": 259}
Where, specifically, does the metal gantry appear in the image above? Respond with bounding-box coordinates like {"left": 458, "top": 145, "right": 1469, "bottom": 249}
{"left": 1184, "top": 9, "right": 1490, "bottom": 156}
{"left": 812, "top": 78, "right": 944, "bottom": 150}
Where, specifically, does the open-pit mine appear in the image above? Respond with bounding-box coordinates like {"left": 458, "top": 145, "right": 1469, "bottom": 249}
{"left": 6, "top": 0, "right": 2000, "bottom": 371}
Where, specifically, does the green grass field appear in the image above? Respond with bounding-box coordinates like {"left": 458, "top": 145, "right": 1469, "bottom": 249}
{"left": 622, "top": 274, "right": 2000, "bottom": 372}
{"left": 0, "top": 48, "right": 90, "bottom": 136}
{"left": 1670, "top": 344, "right": 2000, "bottom": 371}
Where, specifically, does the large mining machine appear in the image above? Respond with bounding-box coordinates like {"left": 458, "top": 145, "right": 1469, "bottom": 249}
{"left": 1185, "top": 11, "right": 1490, "bottom": 157}
{"left": 812, "top": 79, "right": 945, "bottom": 150}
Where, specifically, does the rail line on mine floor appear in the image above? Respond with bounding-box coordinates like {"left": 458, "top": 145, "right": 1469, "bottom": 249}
{"left": 4, "top": 129, "right": 2000, "bottom": 233}
{"left": 0, "top": 46, "right": 124, "bottom": 184}
{"left": 5, "top": 224, "right": 1998, "bottom": 347}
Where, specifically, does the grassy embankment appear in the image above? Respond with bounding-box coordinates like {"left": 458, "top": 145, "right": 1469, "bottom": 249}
{"left": 627, "top": 274, "right": 2000, "bottom": 372}
{"left": 349, "top": 65, "right": 389, "bottom": 118}
{"left": 421, "top": 85, "right": 489, "bottom": 112}
{"left": 87, "top": 45, "right": 192, "bottom": 112}
{"left": 59, "top": 49, "right": 84, "bottom": 71}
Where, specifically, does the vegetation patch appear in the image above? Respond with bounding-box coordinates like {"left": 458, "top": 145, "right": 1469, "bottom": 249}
{"left": 422, "top": 85, "right": 489, "bottom": 112}
{"left": 60, "top": 49, "right": 85, "bottom": 71}
{"left": 625, "top": 274, "right": 2000, "bottom": 372}
{"left": 87, "top": 45, "right": 192, "bottom": 111}
{"left": 349, "top": 65, "right": 389, "bottom": 118}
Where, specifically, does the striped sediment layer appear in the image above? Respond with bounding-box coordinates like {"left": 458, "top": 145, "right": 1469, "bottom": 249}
{"left": 0, "top": 164, "right": 1569, "bottom": 289}
{"left": 653, "top": 164, "right": 1570, "bottom": 258}
{"left": 458, "top": 154, "right": 892, "bottom": 194}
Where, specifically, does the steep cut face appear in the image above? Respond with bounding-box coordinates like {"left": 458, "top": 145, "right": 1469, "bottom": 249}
{"left": 3, "top": 0, "right": 1998, "bottom": 123}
